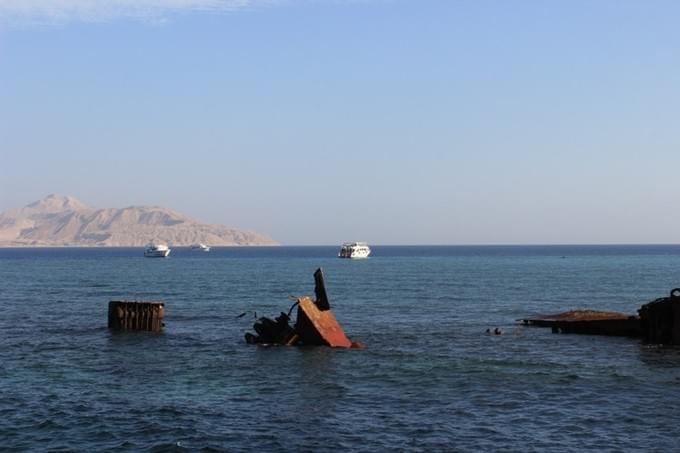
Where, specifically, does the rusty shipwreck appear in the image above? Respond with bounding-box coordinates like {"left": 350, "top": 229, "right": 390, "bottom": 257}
{"left": 244, "top": 268, "right": 363, "bottom": 348}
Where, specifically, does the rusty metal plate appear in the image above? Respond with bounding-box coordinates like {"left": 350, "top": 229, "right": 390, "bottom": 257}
{"left": 295, "top": 297, "right": 352, "bottom": 348}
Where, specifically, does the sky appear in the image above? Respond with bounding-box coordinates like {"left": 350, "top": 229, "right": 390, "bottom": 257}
{"left": 1, "top": 0, "right": 680, "bottom": 245}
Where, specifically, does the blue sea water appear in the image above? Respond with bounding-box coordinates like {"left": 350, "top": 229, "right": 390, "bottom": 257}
{"left": 2, "top": 245, "right": 680, "bottom": 451}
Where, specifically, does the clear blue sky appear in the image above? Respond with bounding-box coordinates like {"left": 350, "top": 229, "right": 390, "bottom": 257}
{"left": 1, "top": 0, "right": 679, "bottom": 245}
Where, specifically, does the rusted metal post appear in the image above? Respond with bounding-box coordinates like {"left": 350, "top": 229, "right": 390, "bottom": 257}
{"left": 108, "top": 300, "right": 165, "bottom": 332}
{"left": 314, "top": 268, "right": 330, "bottom": 310}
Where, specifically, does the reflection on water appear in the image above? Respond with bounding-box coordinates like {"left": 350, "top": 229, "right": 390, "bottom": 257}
{"left": 638, "top": 344, "right": 680, "bottom": 368}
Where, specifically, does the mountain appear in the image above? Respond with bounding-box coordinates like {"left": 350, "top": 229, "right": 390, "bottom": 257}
{"left": 0, "top": 194, "right": 278, "bottom": 247}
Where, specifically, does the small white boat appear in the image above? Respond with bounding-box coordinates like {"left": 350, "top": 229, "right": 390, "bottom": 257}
{"left": 338, "top": 242, "right": 371, "bottom": 259}
{"left": 190, "top": 243, "right": 210, "bottom": 252}
{"left": 144, "top": 243, "right": 171, "bottom": 258}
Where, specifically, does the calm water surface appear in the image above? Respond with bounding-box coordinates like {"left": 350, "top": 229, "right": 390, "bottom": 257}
{"left": 2, "top": 246, "right": 680, "bottom": 451}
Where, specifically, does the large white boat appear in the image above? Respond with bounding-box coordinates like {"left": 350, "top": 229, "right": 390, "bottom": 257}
{"left": 191, "top": 243, "right": 210, "bottom": 252}
{"left": 338, "top": 242, "right": 371, "bottom": 259}
{"left": 144, "top": 243, "right": 171, "bottom": 258}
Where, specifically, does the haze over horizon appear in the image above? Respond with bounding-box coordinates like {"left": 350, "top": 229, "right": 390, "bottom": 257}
{"left": 2, "top": 1, "right": 680, "bottom": 245}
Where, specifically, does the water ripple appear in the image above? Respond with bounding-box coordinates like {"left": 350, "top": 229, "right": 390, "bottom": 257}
{"left": 2, "top": 247, "right": 680, "bottom": 450}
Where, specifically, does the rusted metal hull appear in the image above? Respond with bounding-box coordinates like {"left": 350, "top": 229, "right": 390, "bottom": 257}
{"left": 639, "top": 290, "right": 680, "bottom": 344}
{"left": 108, "top": 300, "right": 165, "bottom": 332}
{"left": 244, "top": 268, "right": 360, "bottom": 348}
{"left": 521, "top": 311, "right": 641, "bottom": 337}
{"left": 295, "top": 297, "right": 352, "bottom": 348}
{"left": 521, "top": 290, "right": 680, "bottom": 344}
{"left": 245, "top": 311, "right": 296, "bottom": 345}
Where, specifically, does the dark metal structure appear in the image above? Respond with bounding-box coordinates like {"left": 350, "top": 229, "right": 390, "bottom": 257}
{"left": 244, "top": 268, "right": 360, "bottom": 348}
{"left": 521, "top": 288, "right": 680, "bottom": 345}
{"left": 108, "top": 300, "right": 165, "bottom": 332}
{"left": 638, "top": 289, "right": 680, "bottom": 344}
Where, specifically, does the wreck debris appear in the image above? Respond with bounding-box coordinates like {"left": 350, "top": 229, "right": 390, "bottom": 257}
{"left": 520, "top": 289, "right": 680, "bottom": 344}
{"left": 295, "top": 296, "right": 353, "bottom": 347}
{"left": 639, "top": 288, "right": 680, "bottom": 345}
{"left": 520, "top": 310, "right": 641, "bottom": 337}
{"left": 313, "top": 268, "right": 330, "bottom": 311}
{"left": 108, "top": 300, "right": 165, "bottom": 332}
{"left": 244, "top": 310, "right": 296, "bottom": 345}
{"left": 245, "top": 268, "right": 361, "bottom": 348}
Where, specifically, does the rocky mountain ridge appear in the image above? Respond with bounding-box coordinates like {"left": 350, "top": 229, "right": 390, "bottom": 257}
{"left": 0, "top": 194, "right": 278, "bottom": 246}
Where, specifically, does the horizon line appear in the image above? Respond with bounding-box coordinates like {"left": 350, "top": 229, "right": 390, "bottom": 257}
{"left": 3, "top": 243, "right": 680, "bottom": 248}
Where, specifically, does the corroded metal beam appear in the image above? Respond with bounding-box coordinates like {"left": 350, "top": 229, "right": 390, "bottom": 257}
{"left": 108, "top": 300, "right": 165, "bottom": 332}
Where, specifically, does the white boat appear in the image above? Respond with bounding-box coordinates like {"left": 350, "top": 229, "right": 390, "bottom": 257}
{"left": 338, "top": 242, "right": 371, "bottom": 259}
{"left": 144, "top": 243, "right": 171, "bottom": 258}
{"left": 191, "top": 243, "right": 210, "bottom": 252}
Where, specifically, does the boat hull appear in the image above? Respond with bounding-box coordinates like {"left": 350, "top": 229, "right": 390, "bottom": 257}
{"left": 338, "top": 252, "right": 370, "bottom": 259}
{"left": 144, "top": 249, "right": 171, "bottom": 258}
{"left": 338, "top": 246, "right": 371, "bottom": 259}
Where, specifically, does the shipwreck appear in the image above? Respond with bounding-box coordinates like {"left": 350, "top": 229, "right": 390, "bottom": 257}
{"left": 521, "top": 288, "right": 680, "bottom": 345}
{"left": 244, "top": 268, "right": 362, "bottom": 348}
{"left": 108, "top": 300, "right": 165, "bottom": 332}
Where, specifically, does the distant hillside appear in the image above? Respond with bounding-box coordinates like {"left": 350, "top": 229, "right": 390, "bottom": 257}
{"left": 0, "top": 194, "right": 278, "bottom": 247}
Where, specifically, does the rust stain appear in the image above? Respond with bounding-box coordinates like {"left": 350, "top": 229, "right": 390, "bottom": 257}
{"left": 108, "top": 300, "right": 165, "bottom": 332}
{"left": 295, "top": 297, "right": 352, "bottom": 348}
{"left": 244, "top": 268, "right": 361, "bottom": 348}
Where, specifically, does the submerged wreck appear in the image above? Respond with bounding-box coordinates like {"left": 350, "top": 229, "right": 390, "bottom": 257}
{"left": 521, "top": 288, "right": 680, "bottom": 345}
{"left": 108, "top": 300, "right": 165, "bottom": 332}
{"left": 244, "top": 268, "right": 362, "bottom": 348}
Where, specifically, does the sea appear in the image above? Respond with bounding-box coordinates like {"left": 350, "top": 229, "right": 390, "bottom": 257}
{"left": 2, "top": 245, "right": 680, "bottom": 451}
